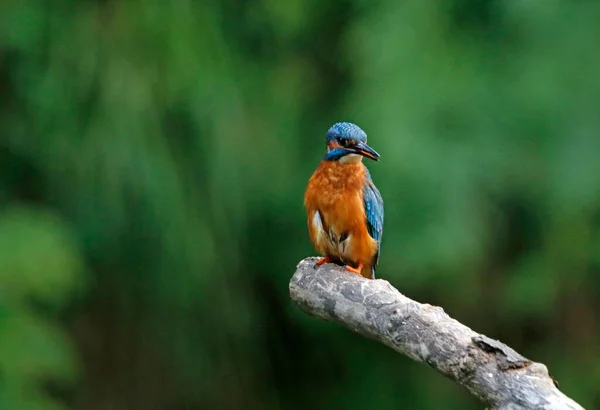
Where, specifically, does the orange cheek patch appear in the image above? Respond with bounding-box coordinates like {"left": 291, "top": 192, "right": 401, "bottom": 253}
{"left": 327, "top": 141, "right": 341, "bottom": 149}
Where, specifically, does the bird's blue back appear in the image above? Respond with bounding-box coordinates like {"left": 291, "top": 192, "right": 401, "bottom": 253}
{"left": 362, "top": 168, "right": 384, "bottom": 278}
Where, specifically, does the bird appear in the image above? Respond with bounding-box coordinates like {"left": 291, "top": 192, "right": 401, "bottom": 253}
{"left": 304, "top": 122, "right": 384, "bottom": 279}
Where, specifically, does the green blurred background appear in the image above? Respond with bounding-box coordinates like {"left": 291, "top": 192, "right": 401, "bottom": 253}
{"left": 1, "top": 1, "right": 599, "bottom": 409}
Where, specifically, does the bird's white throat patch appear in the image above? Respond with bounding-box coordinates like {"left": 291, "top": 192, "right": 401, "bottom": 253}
{"left": 339, "top": 154, "right": 363, "bottom": 164}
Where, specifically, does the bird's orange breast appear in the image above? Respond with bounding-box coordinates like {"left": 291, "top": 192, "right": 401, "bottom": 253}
{"left": 304, "top": 160, "right": 378, "bottom": 277}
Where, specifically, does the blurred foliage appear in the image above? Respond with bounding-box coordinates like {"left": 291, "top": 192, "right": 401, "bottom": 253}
{"left": 1, "top": 0, "right": 599, "bottom": 409}
{"left": 0, "top": 208, "right": 83, "bottom": 410}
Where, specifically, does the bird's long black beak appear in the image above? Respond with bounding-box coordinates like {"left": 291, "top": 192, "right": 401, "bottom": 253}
{"left": 352, "top": 141, "right": 380, "bottom": 161}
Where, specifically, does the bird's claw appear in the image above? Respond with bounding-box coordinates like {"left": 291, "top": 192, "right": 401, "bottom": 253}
{"left": 315, "top": 256, "right": 333, "bottom": 268}
{"left": 314, "top": 258, "right": 363, "bottom": 277}
{"left": 345, "top": 264, "right": 363, "bottom": 275}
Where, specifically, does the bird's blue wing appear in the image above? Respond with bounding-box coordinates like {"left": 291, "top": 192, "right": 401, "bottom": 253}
{"left": 363, "top": 171, "right": 384, "bottom": 278}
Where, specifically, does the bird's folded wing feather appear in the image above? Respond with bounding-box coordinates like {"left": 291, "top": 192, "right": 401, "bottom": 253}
{"left": 363, "top": 172, "right": 384, "bottom": 249}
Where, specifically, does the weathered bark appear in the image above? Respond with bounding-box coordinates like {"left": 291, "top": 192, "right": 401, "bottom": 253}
{"left": 289, "top": 257, "right": 584, "bottom": 410}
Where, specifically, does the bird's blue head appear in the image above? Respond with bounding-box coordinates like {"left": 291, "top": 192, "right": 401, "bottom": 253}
{"left": 324, "top": 122, "right": 380, "bottom": 163}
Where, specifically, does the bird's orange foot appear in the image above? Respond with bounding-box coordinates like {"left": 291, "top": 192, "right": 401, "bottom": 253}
{"left": 315, "top": 256, "right": 333, "bottom": 267}
{"left": 346, "top": 264, "right": 363, "bottom": 276}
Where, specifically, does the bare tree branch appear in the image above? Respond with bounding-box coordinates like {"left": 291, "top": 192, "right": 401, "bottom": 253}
{"left": 289, "top": 257, "right": 584, "bottom": 410}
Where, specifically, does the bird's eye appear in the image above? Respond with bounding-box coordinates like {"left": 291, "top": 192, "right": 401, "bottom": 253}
{"left": 337, "top": 136, "right": 346, "bottom": 146}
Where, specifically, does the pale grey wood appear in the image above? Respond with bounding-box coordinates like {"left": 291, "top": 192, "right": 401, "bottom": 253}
{"left": 289, "top": 257, "right": 584, "bottom": 410}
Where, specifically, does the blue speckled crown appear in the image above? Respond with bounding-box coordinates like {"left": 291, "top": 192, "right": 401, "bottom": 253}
{"left": 326, "top": 122, "right": 367, "bottom": 143}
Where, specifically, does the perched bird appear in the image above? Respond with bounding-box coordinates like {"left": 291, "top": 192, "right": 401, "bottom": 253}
{"left": 304, "top": 122, "right": 384, "bottom": 279}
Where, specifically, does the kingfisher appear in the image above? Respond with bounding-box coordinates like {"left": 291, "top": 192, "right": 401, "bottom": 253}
{"left": 304, "top": 122, "right": 384, "bottom": 279}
